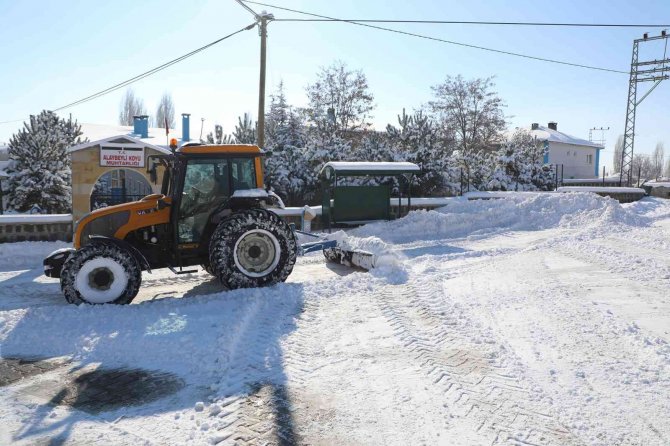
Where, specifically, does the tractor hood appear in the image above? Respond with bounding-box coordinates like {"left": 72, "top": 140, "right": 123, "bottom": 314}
{"left": 74, "top": 195, "right": 171, "bottom": 248}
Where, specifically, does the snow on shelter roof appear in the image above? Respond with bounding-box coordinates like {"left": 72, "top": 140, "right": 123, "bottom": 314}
{"left": 320, "top": 161, "right": 420, "bottom": 175}
{"left": 526, "top": 125, "right": 603, "bottom": 149}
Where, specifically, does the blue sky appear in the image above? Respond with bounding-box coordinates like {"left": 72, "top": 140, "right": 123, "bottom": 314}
{"left": 1, "top": 0, "right": 669, "bottom": 171}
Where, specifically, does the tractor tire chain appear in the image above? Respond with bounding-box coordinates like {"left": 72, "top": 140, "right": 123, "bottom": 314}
{"left": 377, "top": 279, "right": 582, "bottom": 446}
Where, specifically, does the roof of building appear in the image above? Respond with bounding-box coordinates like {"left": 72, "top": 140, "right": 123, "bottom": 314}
{"left": 69, "top": 122, "right": 195, "bottom": 154}
{"left": 526, "top": 125, "right": 603, "bottom": 149}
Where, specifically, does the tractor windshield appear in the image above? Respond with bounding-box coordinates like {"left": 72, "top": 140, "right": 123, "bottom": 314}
{"left": 177, "top": 157, "right": 258, "bottom": 244}
{"left": 178, "top": 159, "right": 231, "bottom": 243}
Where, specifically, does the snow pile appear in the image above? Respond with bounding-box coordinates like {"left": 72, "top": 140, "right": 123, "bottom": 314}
{"left": 350, "top": 193, "right": 649, "bottom": 244}
{"left": 624, "top": 197, "right": 670, "bottom": 221}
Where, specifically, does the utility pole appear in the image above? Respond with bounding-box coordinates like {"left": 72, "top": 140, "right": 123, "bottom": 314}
{"left": 619, "top": 31, "right": 670, "bottom": 186}
{"left": 235, "top": 0, "right": 274, "bottom": 149}
{"left": 589, "top": 126, "right": 609, "bottom": 147}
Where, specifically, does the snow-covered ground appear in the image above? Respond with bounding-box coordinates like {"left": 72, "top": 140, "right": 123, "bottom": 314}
{"left": 0, "top": 193, "right": 669, "bottom": 445}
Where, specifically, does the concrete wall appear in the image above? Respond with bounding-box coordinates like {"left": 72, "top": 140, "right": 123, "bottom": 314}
{"left": 0, "top": 221, "right": 73, "bottom": 243}
{"left": 648, "top": 185, "right": 670, "bottom": 199}
{"left": 547, "top": 143, "right": 599, "bottom": 179}
{"left": 71, "top": 145, "right": 165, "bottom": 223}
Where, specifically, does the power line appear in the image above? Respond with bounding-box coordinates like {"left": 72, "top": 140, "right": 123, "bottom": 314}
{"left": 243, "top": 0, "right": 629, "bottom": 74}
{"left": 0, "top": 22, "right": 256, "bottom": 125}
{"left": 276, "top": 18, "right": 670, "bottom": 28}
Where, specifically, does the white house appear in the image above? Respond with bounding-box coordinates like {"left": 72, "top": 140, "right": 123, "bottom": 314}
{"left": 528, "top": 122, "right": 603, "bottom": 179}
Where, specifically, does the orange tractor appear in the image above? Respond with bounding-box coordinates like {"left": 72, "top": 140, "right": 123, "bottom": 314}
{"left": 44, "top": 143, "right": 344, "bottom": 305}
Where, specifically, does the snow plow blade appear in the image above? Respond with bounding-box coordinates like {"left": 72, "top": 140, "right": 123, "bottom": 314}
{"left": 323, "top": 247, "right": 376, "bottom": 270}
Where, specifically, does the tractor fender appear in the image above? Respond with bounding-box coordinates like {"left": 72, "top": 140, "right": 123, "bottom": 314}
{"left": 88, "top": 236, "right": 152, "bottom": 273}
{"left": 43, "top": 247, "right": 76, "bottom": 279}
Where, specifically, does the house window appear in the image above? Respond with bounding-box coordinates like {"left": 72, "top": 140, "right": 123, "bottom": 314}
{"left": 587, "top": 154, "right": 593, "bottom": 164}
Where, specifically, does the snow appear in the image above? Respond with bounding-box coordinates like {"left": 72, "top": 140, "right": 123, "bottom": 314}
{"left": 0, "top": 195, "right": 669, "bottom": 445}
{"left": 525, "top": 124, "right": 603, "bottom": 148}
{"left": 321, "top": 161, "right": 420, "bottom": 173}
{"left": 0, "top": 213, "right": 71, "bottom": 224}
{"left": 68, "top": 122, "right": 189, "bottom": 153}
{"left": 563, "top": 176, "right": 622, "bottom": 184}
{"left": 646, "top": 181, "right": 670, "bottom": 187}
{"left": 557, "top": 186, "right": 645, "bottom": 193}
{"left": 230, "top": 188, "right": 269, "bottom": 198}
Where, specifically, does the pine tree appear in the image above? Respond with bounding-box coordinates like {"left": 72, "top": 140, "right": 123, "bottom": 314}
{"left": 385, "top": 109, "right": 456, "bottom": 195}
{"left": 263, "top": 82, "right": 313, "bottom": 205}
{"left": 6, "top": 111, "right": 84, "bottom": 213}
{"left": 233, "top": 113, "right": 257, "bottom": 144}
{"left": 486, "top": 129, "right": 552, "bottom": 191}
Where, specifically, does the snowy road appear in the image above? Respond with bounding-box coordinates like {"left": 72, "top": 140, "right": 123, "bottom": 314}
{"left": 0, "top": 194, "right": 669, "bottom": 445}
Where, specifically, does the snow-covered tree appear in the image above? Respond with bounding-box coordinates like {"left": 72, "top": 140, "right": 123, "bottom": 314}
{"left": 385, "top": 109, "right": 455, "bottom": 195}
{"left": 428, "top": 75, "right": 506, "bottom": 155}
{"left": 304, "top": 61, "right": 374, "bottom": 134}
{"left": 155, "top": 92, "right": 176, "bottom": 129}
{"left": 265, "top": 82, "right": 305, "bottom": 151}
{"left": 118, "top": 88, "right": 146, "bottom": 125}
{"left": 261, "top": 83, "right": 312, "bottom": 205}
{"left": 205, "top": 125, "right": 234, "bottom": 144}
{"left": 486, "top": 129, "right": 552, "bottom": 191}
{"left": 6, "top": 111, "right": 85, "bottom": 213}
{"left": 232, "top": 113, "right": 257, "bottom": 144}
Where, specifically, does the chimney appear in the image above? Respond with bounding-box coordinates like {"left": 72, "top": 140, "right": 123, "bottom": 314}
{"left": 548, "top": 121, "right": 558, "bottom": 131}
{"left": 182, "top": 113, "right": 191, "bottom": 142}
{"left": 531, "top": 123, "right": 539, "bottom": 130}
{"left": 133, "top": 115, "right": 149, "bottom": 138}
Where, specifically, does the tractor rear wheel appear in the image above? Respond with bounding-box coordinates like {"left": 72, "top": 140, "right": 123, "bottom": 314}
{"left": 60, "top": 242, "right": 142, "bottom": 305}
{"left": 209, "top": 209, "right": 297, "bottom": 289}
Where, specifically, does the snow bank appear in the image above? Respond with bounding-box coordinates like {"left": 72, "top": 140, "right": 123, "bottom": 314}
{"left": 0, "top": 241, "right": 70, "bottom": 269}
{"left": 0, "top": 214, "right": 71, "bottom": 224}
{"left": 557, "top": 186, "right": 645, "bottom": 194}
{"left": 350, "top": 193, "right": 649, "bottom": 244}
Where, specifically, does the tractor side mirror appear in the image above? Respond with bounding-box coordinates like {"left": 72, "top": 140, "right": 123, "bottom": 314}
{"left": 157, "top": 198, "right": 170, "bottom": 210}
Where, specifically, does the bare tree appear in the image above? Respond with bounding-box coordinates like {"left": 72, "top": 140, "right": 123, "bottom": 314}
{"left": 155, "top": 92, "right": 176, "bottom": 129}
{"left": 665, "top": 158, "right": 670, "bottom": 178}
{"left": 305, "top": 60, "right": 374, "bottom": 133}
{"left": 118, "top": 89, "right": 146, "bottom": 126}
{"left": 613, "top": 135, "right": 624, "bottom": 174}
{"left": 428, "top": 75, "right": 506, "bottom": 155}
{"left": 651, "top": 141, "right": 665, "bottom": 179}
{"left": 632, "top": 153, "right": 653, "bottom": 182}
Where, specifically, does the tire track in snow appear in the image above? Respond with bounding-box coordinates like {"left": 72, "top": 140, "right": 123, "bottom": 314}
{"left": 439, "top": 246, "right": 670, "bottom": 445}
{"left": 377, "top": 278, "right": 582, "bottom": 446}
{"left": 203, "top": 288, "right": 303, "bottom": 446}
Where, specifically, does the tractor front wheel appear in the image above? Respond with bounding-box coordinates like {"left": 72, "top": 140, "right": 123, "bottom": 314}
{"left": 209, "top": 209, "right": 297, "bottom": 289}
{"left": 60, "top": 242, "right": 142, "bottom": 305}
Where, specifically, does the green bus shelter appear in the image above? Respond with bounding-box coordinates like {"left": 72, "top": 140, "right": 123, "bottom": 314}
{"left": 320, "top": 161, "right": 420, "bottom": 231}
